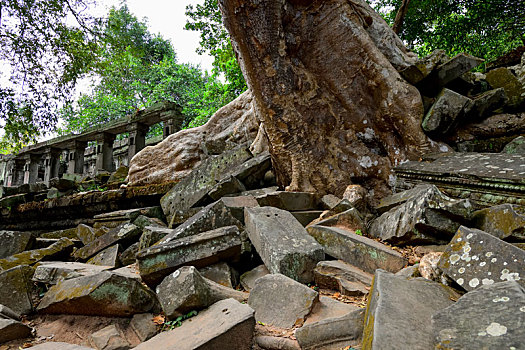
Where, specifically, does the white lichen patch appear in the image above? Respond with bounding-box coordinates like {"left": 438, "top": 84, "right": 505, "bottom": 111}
{"left": 520, "top": 306, "right": 525, "bottom": 312}
{"left": 477, "top": 331, "right": 487, "bottom": 336}
{"left": 482, "top": 278, "right": 494, "bottom": 285}
{"left": 491, "top": 258, "right": 497, "bottom": 263}
{"left": 480, "top": 262, "right": 486, "bottom": 267}
{"left": 486, "top": 322, "right": 507, "bottom": 337}
{"left": 457, "top": 278, "right": 464, "bottom": 285}
{"left": 500, "top": 270, "right": 520, "bottom": 282}
{"left": 492, "top": 296, "right": 509, "bottom": 302}
{"left": 469, "top": 278, "right": 480, "bottom": 288}
{"left": 467, "top": 233, "right": 474, "bottom": 239}
{"left": 450, "top": 254, "right": 461, "bottom": 264}
{"left": 486, "top": 252, "right": 493, "bottom": 257}
{"left": 458, "top": 267, "right": 465, "bottom": 274}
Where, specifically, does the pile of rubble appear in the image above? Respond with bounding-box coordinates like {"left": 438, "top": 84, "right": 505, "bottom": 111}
{"left": 0, "top": 144, "right": 523, "bottom": 349}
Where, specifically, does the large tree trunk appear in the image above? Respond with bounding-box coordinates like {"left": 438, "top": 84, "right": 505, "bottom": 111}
{"left": 392, "top": 0, "right": 411, "bottom": 34}
{"left": 219, "top": 0, "right": 443, "bottom": 201}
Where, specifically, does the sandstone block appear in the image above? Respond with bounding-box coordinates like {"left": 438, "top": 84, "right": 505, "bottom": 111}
{"left": 255, "top": 191, "right": 318, "bottom": 211}
{"left": 486, "top": 67, "right": 525, "bottom": 108}
{"left": 88, "top": 324, "right": 130, "bottom": 350}
{"left": 314, "top": 260, "right": 372, "bottom": 296}
{"left": 471, "top": 204, "right": 525, "bottom": 241}
{"left": 0, "top": 265, "right": 34, "bottom": 315}
{"left": 87, "top": 244, "right": 121, "bottom": 268}
{"left": 422, "top": 88, "right": 472, "bottom": 136}
{"left": 0, "top": 318, "right": 32, "bottom": 343}
{"left": 0, "top": 238, "right": 74, "bottom": 270}
{"left": 129, "top": 313, "right": 158, "bottom": 342}
{"left": 198, "top": 262, "right": 238, "bottom": 288}
{"left": 240, "top": 265, "right": 270, "bottom": 291}
{"left": 73, "top": 224, "right": 141, "bottom": 261}
{"left": 0, "top": 231, "right": 33, "bottom": 259}
{"left": 33, "top": 262, "right": 111, "bottom": 285}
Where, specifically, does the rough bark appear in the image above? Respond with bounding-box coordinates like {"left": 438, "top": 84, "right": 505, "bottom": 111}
{"left": 219, "top": 0, "right": 442, "bottom": 201}
{"left": 392, "top": 0, "right": 411, "bottom": 34}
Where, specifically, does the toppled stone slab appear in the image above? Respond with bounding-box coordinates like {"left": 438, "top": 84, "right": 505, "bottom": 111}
{"left": 432, "top": 281, "right": 525, "bottom": 349}
{"left": 312, "top": 208, "right": 365, "bottom": 234}
{"left": 362, "top": 270, "right": 458, "bottom": 350}
{"left": 471, "top": 204, "right": 525, "bottom": 241}
{"left": 248, "top": 274, "right": 318, "bottom": 328}
{"left": 0, "top": 238, "right": 74, "bottom": 270}
{"left": 73, "top": 224, "right": 141, "bottom": 261}
{"left": 314, "top": 260, "right": 372, "bottom": 296}
{"left": 486, "top": 67, "right": 525, "bottom": 108}
{"left": 33, "top": 262, "right": 111, "bottom": 285}
{"left": 76, "top": 224, "right": 98, "bottom": 245}
{"left": 422, "top": 88, "right": 471, "bottom": 136}
{"left": 219, "top": 196, "right": 259, "bottom": 223}
{"left": 438, "top": 226, "right": 525, "bottom": 291}
{"left": 129, "top": 313, "right": 158, "bottom": 342}
{"left": 137, "top": 225, "right": 242, "bottom": 287}
{"left": 0, "top": 318, "right": 32, "bottom": 343}
{"left": 468, "top": 87, "right": 507, "bottom": 121}
{"left": 290, "top": 210, "right": 324, "bottom": 227}
{"left": 156, "top": 266, "right": 246, "bottom": 319}
{"left": 133, "top": 298, "right": 255, "bottom": 350}
{"left": 399, "top": 50, "right": 448, "bottom": 85}
{"left": 208, "top": 175, "right": 246, "bottom": 200}
{"left": 37, "top": 271, "right": 158, "bottom": 317}
{"left": 307, "top": 225, "right": 407, "bottom": 274}
{"left": 245, "top": 207, "right": 325, "bottom": 283}
{"left": 240, "top": 265, "right": 270, "bottom": 291}
{"left": 88, "top": 324, "right": 130, "bottom": 350}
{"left": 369, "top": 184, "right": 473, "bottom": 245}
{"left": 255, "top": 336, "right": 301, "bottom": 350}
{"left": 502, "top": 135, "right": 525, "bottom": 154}
{"left": 304, "top": 296, "right": 358, "bottom": 325}
{"left": 131, "top": 215, "right": 165, "bottom": 230}
{"left": 93, "top": 207, "right": 164, "bottom": 223}
{"left": 0, "top": 231, "right": 33, "bottom": 259}
{"left": 255, "top": 191, "right": 318, "bottom": 211}
{"left": 160, "top": 145, "right": 253, "bottom": 224}
{"left": 118, "top": 243, "right": 139, "bottom": 266}
{"left": 87, "top": 244, "right": 121, "bottom": 267}
{"left": 320, "top": 194, "right": 341, "bottom": 210}
{"left": 0, "top": 304, "right": 21, "bottom": 320}
{"left": 138, "top": 226, "right": 172, "bottom": 251}
{"left": 295, "top": 309, "right": 365, "bottom": 350}
{"left": 231, "top": 151, "right": 272, "bottom": 189}
{"left": 0, "top": 265, "right": 34, "bottom": 315}
{"left": 26, "top": 343, "right": 95, "bottom": 349}
{"left": 199, "top": 262, "right": 238, "bottom": 288}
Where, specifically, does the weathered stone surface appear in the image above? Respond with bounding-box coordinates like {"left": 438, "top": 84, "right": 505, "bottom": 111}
{"left": 320, "top": 195, "right": 341, "bottom": 210}
{"left": 240, "top": 265, "right": 270, "bottom": 292}
{"left": 159, "top": 145, "right": 252, "bottom": 224}
{"left": 220, "top": 0, "right": 442, "bottom": 203}
{"left": 231, "top": 151, "right": 272, "bottom": 189}
{"left": 471, "top": 204, "right": 525, "bottom": 241}
{"left": 0, "top": 265, "right": 34, "bottom": 315}
{"left": 156, "top": 266, "right": 246, "bottom": 319}
{"left": 400, "top": 50, "right": 448, "bottom": 85}
{"left": 432, "top": 281, "right": 525, "bottom": 349}
{"left": 26, "top": 342, "right": 95, "bottom": 349}
{"left": 131, "top": 215, "right": 165, "bottom": 230}
{"left": 76, "top": 224, "right": 97, "bottom": 245}
{"left": 486, "top": 67, "right": 525, "bottom": 108}
{"left": 137, "top": 226, "right": 171, "bottom": 252}
{"left": 137, "top": 225, "right": 242, "bottom": 287}
{"left": 73, "top": 224, "right": 141, "bottom": 260}
{"left": 93, "top": 207, "right": 164, "bottom": 224}
{"left": 199, "top": 262, "right": 238, "bottom": 288}
{"left": 255, "top": 191, "right": 318, "bottom": 211}
{"left": 312, "top": 208, "right": 365, "bottom": 234}
{"left": 422, "top": 88, "right": 472, "bottom": 136}
{"left": 0, "top": 231, "right": 33, "bottom": 259}
{"left": 304, "top": 296, "right": 358, "bottom": 325}
{"left": 255, "top": 336, "right": 301, "bottom": 350}
{"left": 362, "top": 270, "right": 458, "bottom": 350}
{"left": 468, "top": 87, "right": 507, "bottom": 121}
{"left": 40, "top": 227, "right": 77, "bottom": 240}
{"left": 502, "top": 135, "right": 525, "bottom": 154}
{"left": 37, "top": 271, "right": 158, "bottom": 317}
{"left": 245, "top": 207, "right": 325, "bottom": 283}
{"left": 129, "top": 90, "right": 259, "bottom": 187}
{"left": 88, "top": 325, "right": 130, "bottom": 350}
{"left": 307, "top": 225, "right": 407, "bottom": 274}
{"left": 0, "top": 318, "right": 32, "bottom": 343}
{"left": 87, "top": 244, "right": 121, "bottom": 267}
{"left": 314, "top": 260, "right": 372, "bottom": 296}
{"left": 369, "top": 184, "right": 473, "bottom": 245}
{"left": 49, "top": 178, "right": 77, "bottom": 192}
{"left": 133, "top": 298, "right": 255, "bottom": 350}
{"left": 291, "top": 210, "right": 324, "bottom": 227}
{"left": 342, "top": 184, "right": 368, "bottom": 213}
{"left": 219, "top": 195, "right": 259, "bottom": 223}
{"left": 0, "top": 304, "right": 21, "bottom": 320}
{"left": 208, "top": 175, "right": 246, "bottom": 201}
{"left": 33, "top": 262, "right": 111, "bottom": 285}
{"left": 107, "top": 165, "right": 129, "bottom": 185}
{"left": 376, "top": 184, "right": 434, "bottom": 213}
{"left": 118, "top": 243, "right": 139, "bottom": 266}
{"left": 295, "top": 309, "right": 365, "bottom": 350}
{"left": 418, "top": 252, "right": 450, "bottom": 285}
{"left": 438, "top": 226, "right": 525, "bottom": 291}
{"left": 129, "top": 313, "right": 157, "bottom": 342}
{"left": 248, "top": 274, "right": 318, "bottom": 328}
{"left": 0, "top": 238, "right": 74, "bottom": 270}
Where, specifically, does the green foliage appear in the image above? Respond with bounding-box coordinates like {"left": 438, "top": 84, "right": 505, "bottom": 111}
{"left": 161, "top": 310, "right": 198, "bottom": 331}
{"left": 355, "top": 229, "right": 363, "bottom": 236}
{"left": 370, "top": 0, "right": 525, "bottom": 62}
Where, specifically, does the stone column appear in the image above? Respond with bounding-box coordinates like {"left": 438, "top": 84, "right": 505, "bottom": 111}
{"left": 23, "top": 154, "right": 40, "bottom": 184}
{"left": 161, "top": 107, "right": 184, "bottom": 139}
{"left": 95, "top": 133, "right": 116, "bottom": 172}
{"left": 67, "top": 141, "right": 87, "bottom": 175}
{"left": 43, "top": 148, "right": 61, "bottom": 185}
{"left": 8, "top": 159, "right": 25, "bottom": 186}
{"left": 128, "top": 122, "right": 148, "bottom": 160}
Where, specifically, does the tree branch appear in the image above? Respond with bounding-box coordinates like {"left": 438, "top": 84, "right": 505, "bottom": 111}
{"left": 392, "top": 0, "right": 411, "bottom": 34}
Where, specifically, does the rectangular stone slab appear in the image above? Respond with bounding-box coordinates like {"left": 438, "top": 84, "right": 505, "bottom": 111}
{"left": 0, "top": 231, "right": 33, "bottom": 259}
{"left": 244, "top": 207, "right": 325, "bottom": 283}
{"left": 307, "top": 225, "right": 407, "bottom": 274}
{"left": 0, "top": 238, "right": 74, "bottom": 270}
{"left": 33, "top": 262, "right": 112, "bottom": 285}
{"left": 0, "top": 265, "right": 34, "bottom": 315}
{"left": 438, "top": 226, "right": 525, "bottom": 291}
{"left": 73, "top": 223, "right": 141, "bottom": 260}
{"left": 137, "top": 226, "right": 242, "bottom": 287}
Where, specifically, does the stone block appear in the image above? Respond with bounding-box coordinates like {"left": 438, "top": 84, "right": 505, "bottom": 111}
{"left": 219, "top": 195, "right": 259, "bottom": 223}
{"left": 93, "top": 207, "right": 164, "bottom": 224}
{"left": 438, "top": 226, "right": 525, "bottom": 291}
{"left": 399, "top": 50, "right": 448, "bottom": 85}
{"left": 0, "top": 238, "right": 74, "bottom": 270}
{"left": 369, "top": 184, "right": 473, "bottom": 245}
{"left": 33, "top": 262, "right": 111, "bottom": 285}
{"left": 133, "top": 298, "right": 255, "bottom": 350}
{"left": 304, "top": 296, "right": 358, "bottom": 325}
{"left": 255, "top": 191, "right": 318, "bottom": 211}
{"left": 231, "top": 151, "right": 272, "bottom": 189}
{"left": 0, "top": 231, "right": 33, "bottom": 259}
{"left": 320, "top": 194, "right": 341, "bottom": 210}
{"left": 49, "top": 178, "right": 77, "bottom": 191}
{"left": 88, "top": 324, "right": 130, "bottom": 350}
{"left": 248, "top": 274, "right": 318, "bottom": 328}
{"left": 129, "top": 313, "right": 158, "bottom": 342}
{"left": 26, "top": 343, "right": 95, "bottom": 349}
{"left": 255, "top": 336, "right": 301, "bottom": 350}
{"left": 0, "top": 265, "right": 34, "bottom": 315}
{"left": 73, "top": 224, "right": 141, "bottom": 261}
{"left": 314, "top": 260, "right": 372, "bottom": 296}
{"left": 422, "top": 88, "right": 471, "bottom": 136}
{"left": 208, "top": 175, "right": 246, "bottom": 200}
{"left": 40, "top": 228, "right": 77, "bottom": 240}
{"left": 199, "top": 262, "right": 238, "bottom": 288}
{"left": 37, "top": 271, "right": 158, "bottom": 317}
{"left": 313, "top": 208, "right": 365, "bottom": 234}
{"left": 468, "top": 87, "right": 507, "bottom": 121}
{"left": 76, "top": 224, "right": 97, "bottom": 245}
{"left": 137, "top": 225, "right": 242, "bottom": 287}
{"left": 87, "top": 244, "right": 121, "bottom": 268}
{"left": 471, "top": 204, "right": 525, "bottom": 241}
{"left": 137, "top": 226, "right": 172, "bottom": 251}
{"left": 502, "top": 135, "right": 525, "bottom": 154}
{"left": 342, "top": 184, "right": 368, "bottom": 213}
{"left": 432, "top": 281, "right": 525, "bottom": 349}
{"left": 307, "top": 225, "right": 407, "bottom": 274}
{"left": 240, "top": 265, "right": 270, "bottom": 291}
{"left": 131, "top": 215, "right": 165, "bottom": 230}
{"left": 486, "top": 67, "right": 525, "bottom": 107}
{"left": 0, "top": 304, "right": 21, "bottom": 320}
{"left": 0, "top": 318, "right": 32, "bottom": 343}
{"left": 245, "top": 206, "right": 325, "bottom": 283}
{"left": 290, "top": 210, "right": 324, "bottom": 227}
{"left": 118, "top": 243, "right": 139, "bottom": 266}
{"left": 156, "top": 266, "right": 246, "bottom": 319}
{"left": 362, "top": 270, "right": 458, "bottom": 350}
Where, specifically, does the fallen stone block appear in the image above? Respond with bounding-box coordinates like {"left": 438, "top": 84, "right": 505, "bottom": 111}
{"left": 304, "top": 296, "right": 358, "bottom": 325}
{"left": 422, "top": 88, "right": 472, "bottom": 136}
{"left": 0, "top": 304, "right": 21, "bottom": 320}
{"left": 369, "top": 184, "right": 473, "bottom": 245}
{"left": 0, "top": 265, "right": 34, "bottom": 315}
{"left": 432, "top": 281, "right": 525, "bottom": 349}
{"left": 208, "top": 175, "right": 246, "bottom": 200}
{"left": 76, "top": 224, "right": 98, "bottom": 245}
{"left": 468, "top": 87, "right": 507, "bottom": 121}
{"left": 295, "top": 308, "right": 365, "bottom": 350}
{"left": 25, "top": 342, "right": 95, "bottom": 349}
{"left": 37, "top": 271, "right": 158, "bottom": 317}
{"left": 49, "top": 177, "right": 77, "bottom": 192}
{"left": 87, "top": 244, "right": 121, "bottom": 268}
{"left": 219, "top": 196, "right": 259, "bottom": 223}
{"left": 0, "top": 318, "right": 32, "bottom": 343}
{"left": 133, "top": 298, "right": 255, "bottom": 350}
{"left": 486, "top": 67, "right": 525, "bottom": 108}
{"left": 438, "top": 226, "right": 525, "bottom": 291}
{"left": 0, "top": 231, "right": 33, "bottom": 259}
{"left": 199, "top": 262, "right": 238, "bottom": 288}
{"left": 240, "top": 264, "right": 270, "bottom": 291}
{"left": 318, "top": 199, "right": 354, "bottom": 221}
{"left": 502, "top": 135, "right": 525, "bottom": 154}
{"left": 137, "top": 225, "right": 242, "bottom": 287}
{"left": 320, "top": 194, "right": 341, "bottom": 210}
{"left": 255, "top": 336, "right": 301, "bottom": 350}
{"left": 231, "top": 151, "right": 272, "bottom": 189}
{"left": 156, "top": 266, "right": 246, "bottom": 319}
{"left": 129, "top": 313, "right": 158, "bottom": 342}
{"left": 245, "top": 207, "right": 325, "bottom": 283}
{"left": 255, "top": 191, "right": 318, "bottom": 211}
{"left": 131, "top": 215, "right": 165, "bottom": 230}
{"left": 88, "top": 324, "right": 130, "bottom": 350}
{"left": 313, "top": 208, "right": 365, "bottom": 233}
{"left": 137, "top": 226, "right": 172, "bottom": 251}
{"left": 0, "top": 238, "right": 74, "bottom": 270}
{"left": 307, "top": 225, "right": 407, "bottom": 274}
{"left": 33, "top": 262, "right": 111, "bottom": 285}
{"left": 362, "top": 270, "right": 458, "bottom": 350}
{"left": 291, "top": 210, "right": 324, "bottom": 227}
{"left": 93, "top": 207, "right": 164, "bottom": 224}
{"left": 248, "top": 274, "right": 318, "bottom": 328}
{"left": 73, "top": 223, "right": 141, "bottom": 261}
{"left": 118, "top": 243, "right": 139, "bottom": 266}
{"left": 314, "top": 260, "right": 372, "bottom": 296}
{"left": 471, "top": 204, "right": 525, "bottom": 241}
{"left": 40, "top": 227, "right": 77, "bottom": 240}
{"left": 399, "top": 50, "right": 448, "bottom": 85}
